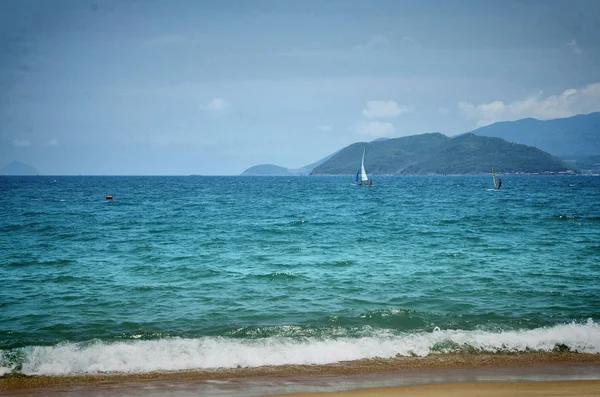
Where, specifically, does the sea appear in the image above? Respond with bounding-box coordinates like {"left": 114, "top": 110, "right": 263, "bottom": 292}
{"left": 1, "top": 175, "right": 599, "bottom": 377}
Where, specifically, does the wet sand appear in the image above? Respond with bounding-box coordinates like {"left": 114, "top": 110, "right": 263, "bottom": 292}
{"left": 269, "top": 381, "right": 600, "bottom": 397}
{"left": 1, "top": 353, "right": 599, "bottom": 396}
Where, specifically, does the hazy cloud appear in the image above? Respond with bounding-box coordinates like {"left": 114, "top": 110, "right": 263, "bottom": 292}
{"left": 317, "top": 125, "right": 333, "bottom": 131}
{"left": 354, "top": 34, "right": 390, "bottom": 51}
{"left": 202, "top": 98, "right": 231, "bottom": 115}
{"left": 354, "top": 35, "right": 419, "bottom": 52}
{"left": 400, "top": 36, "right": 422, "bottom": 48}
{"left": 362, "top": 100, "right": 414, "bottom": 119}
{"left": 458, "top": 82, "right": 600, "bottom": 127}
{"left": 12, "top": 138, "right": 31, "bottom": 147}
{"left": 43, "top": 139, "right": 58, "bottom": 147}
{"left": 355, "top": 121, "right": 395, "bottom": 137}
{"left": 566, "top": 40, "right": 583, "bottom": 55}
{"left": 438, "top": 107, "right": 451, "bottom": 116}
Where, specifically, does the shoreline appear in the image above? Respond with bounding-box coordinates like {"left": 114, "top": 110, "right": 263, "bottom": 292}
{"left": 2, "top": 353, "right": 599, "bottom": 396}
{"left": 269, "top": 381, "right": 600, "bottom": 397}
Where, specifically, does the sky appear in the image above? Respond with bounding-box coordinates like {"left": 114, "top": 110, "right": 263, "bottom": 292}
{"left": 1, "top": 0, "right": 600, "bottom": 175}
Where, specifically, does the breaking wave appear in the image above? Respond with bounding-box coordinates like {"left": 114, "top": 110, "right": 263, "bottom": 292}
{"left": 1, "top": 320, "right": 598, "bottom": 376}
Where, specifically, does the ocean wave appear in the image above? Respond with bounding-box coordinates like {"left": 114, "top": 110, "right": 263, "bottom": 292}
{"left": 2, "top": 320, "right": 598, "bottom": 376}
{"left": 551, "top": 214, "right": 578, "bottom": 220}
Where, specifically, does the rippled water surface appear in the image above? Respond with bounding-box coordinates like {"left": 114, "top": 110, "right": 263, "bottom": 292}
{"left": 1, "top": 175, "right": 599, "bottom": 375}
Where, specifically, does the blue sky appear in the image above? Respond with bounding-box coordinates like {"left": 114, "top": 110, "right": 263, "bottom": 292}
{"left": 1, "top": 0, "right": 599, "bottom": 175}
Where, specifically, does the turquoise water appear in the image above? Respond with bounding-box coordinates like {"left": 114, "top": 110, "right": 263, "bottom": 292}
{"left": 1, "top": 175, "right": 599, "bottom": 375}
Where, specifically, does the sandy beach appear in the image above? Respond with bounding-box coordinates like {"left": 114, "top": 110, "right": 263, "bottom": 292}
{"left": 2, "top": 353, "right": 599, "bottom": 397}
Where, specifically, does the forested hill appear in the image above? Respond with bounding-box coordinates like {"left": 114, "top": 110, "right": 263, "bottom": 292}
{"left": 310, "top": 133, "right": 572, "bottom": 175}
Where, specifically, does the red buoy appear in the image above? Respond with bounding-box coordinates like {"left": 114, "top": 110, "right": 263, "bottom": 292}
{"left": 106, "top": 195, "right": 113, "bottom": 200}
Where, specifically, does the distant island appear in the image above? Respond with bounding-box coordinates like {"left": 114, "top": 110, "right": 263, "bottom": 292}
{"left": 241, "top": 112, "right": 600, "bottom": 176}
{"left": 241, "top": 164, "right": 295, "bottom": 177}
{"left": 240, "top": 152, "right": 336, "bottom": 176}
{"left": 0, "top": 161, "right": 39, "bottom": 176}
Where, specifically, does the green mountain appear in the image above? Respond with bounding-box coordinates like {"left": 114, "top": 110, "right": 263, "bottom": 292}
{"left": 472, "top": 112, "right": 600, "bottom": 158}
{"left": 243, "top": 113, "right": 597, "bottom": 176}
{"left": 0, "top": 161, "right": 39, "bottom": 175}
{"left": 564, "top": 155, "right": 600, "bottom": 174}
{"left": 311, "top": 133, "right": 572, "bottom": 175}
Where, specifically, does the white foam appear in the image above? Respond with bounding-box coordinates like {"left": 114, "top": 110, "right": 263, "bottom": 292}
{"left": 0, "top": 351, "right": 15, "bottom": 376}
{"left": 7, "top": 320, "right": 600, "bottom": 376}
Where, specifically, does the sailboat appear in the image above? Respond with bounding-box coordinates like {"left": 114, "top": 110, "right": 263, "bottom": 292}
{"left": 355, "top": 148, "right": 371, "bottom": 186}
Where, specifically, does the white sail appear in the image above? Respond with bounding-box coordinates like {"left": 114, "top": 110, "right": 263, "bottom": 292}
{"left": 360, "top": 149, "right": 368, "bottom": 182}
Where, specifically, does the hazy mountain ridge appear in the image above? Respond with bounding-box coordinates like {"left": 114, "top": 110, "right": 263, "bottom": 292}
{"left": 472, "top": 112, "right": 600, "bottom": 158}
{"left": 240, "top": 152, "right": 337, "bottom": 176}
{"left": 0, "top": 161, "right": 39, "bottom": 175}
{"left": 239, "top": 164, "right": 292, "bottom": 176}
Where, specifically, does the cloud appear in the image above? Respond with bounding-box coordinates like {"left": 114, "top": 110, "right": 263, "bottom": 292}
{"left": 317, "top": 125, "right": 333, "bottom": 131}
{"left": 400, "top": 36, "right": 422, "bottom": 48}
{"left": 355, "top": 121, "right": 395, "bottom": 137}
{"left": 355, "top": 100, "right": 413, "bottom": 137}
{"left": 354, "top": 34, "right": 390, "bottom": 51}
{"left": 438, "top": 107, "right": 451, "bottom": 116}
{"left": 43, "top": 139, "right": 58, "bottom": 147}
{"left": 12, "top": 138, "right": 31, "bottom": 147}
{"left": 362, "top": 100, "right": 414, "bottom": 119}
{"left": 458, "top": 82, "right": 600, "bottom": 127}
{"left": 566, "top": 40, "right": 583, "bottom": 55}
{"left": 201, "top": 97, "right": 231, "bottom": 115}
